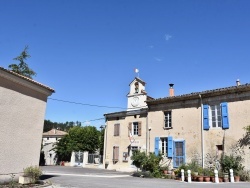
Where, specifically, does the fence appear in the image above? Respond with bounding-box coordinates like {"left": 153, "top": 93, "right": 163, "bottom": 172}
{"left": 88, "top": 154, "right": 103, "bottom": 164}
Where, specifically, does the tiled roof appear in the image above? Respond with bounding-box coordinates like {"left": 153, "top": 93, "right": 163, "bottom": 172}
{"left": 129, "top": 77, "right": 146, "bottom": 86}
{"left": 43, "top": 129, "right": 67, "bottom": 136}
{"left": 146, "top": 83, "right": 250, "bottom": 103}
{"left": 0, "top": 67, "right": 55, "bottom": 92}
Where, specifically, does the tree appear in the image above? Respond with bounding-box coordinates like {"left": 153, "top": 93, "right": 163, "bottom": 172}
{"left": 53, "top": 126, "right": 100, "bottom": 162}
{"left": 99, "top": 128, "right": 105, "bottom": 155}
{"left": 239, "top": 125, "right": 250, "bottom": 148}
{"left": 8, "top": 46, "right": 36, "bottom": 78}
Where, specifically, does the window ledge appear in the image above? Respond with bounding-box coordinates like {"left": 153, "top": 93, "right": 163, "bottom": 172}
{"left": 163, "top": 127, "right": 172, "bottom": 130}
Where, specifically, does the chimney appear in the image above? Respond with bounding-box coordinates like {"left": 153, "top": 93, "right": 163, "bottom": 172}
{"left": 169, "top": 83, "right": 174, "bottom": 97}
{"left": 236, "top": 79, "right": 240, "bottom": 86}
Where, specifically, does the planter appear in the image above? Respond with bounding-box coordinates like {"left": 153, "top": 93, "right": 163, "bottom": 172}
{"left": 210, "top": 177, "right": 215, "bottom": 182}
{"left": 197, "top": 176, "right": 204, "bottom": 182}
{"left": 219, "top": 177, "right": 223, "bottom": 182}
{"left": 204, "top": 176, "right": 210, "bottom": 182}
{"left": 19, "top": 176, "right": 33, "bottom": 185}
{"left": 234, "top": 176, "right": 240, "bottom": 182}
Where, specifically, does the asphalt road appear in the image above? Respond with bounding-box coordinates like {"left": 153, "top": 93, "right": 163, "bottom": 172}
{"left": 41, "top": 166, "right": 250, "bottom": 188}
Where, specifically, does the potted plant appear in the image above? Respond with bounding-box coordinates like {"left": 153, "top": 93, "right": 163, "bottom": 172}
{"left": 220, "top": 154, "right": 244, "bottom": 182}
{"left": 19, "top": 166, "right": 42, "bottom": 185}
{"left": 203, "top": 168, "right": 211, "bottom": 182}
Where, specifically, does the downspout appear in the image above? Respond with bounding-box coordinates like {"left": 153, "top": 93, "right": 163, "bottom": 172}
{"left": 103, "top": 118, "right": 108, "bottom": 169}
{"left": 199, "top": 94, "right": 204, "bottom": 168}
{"left": 146, "top": 113, "right": 148, "bottom": 154}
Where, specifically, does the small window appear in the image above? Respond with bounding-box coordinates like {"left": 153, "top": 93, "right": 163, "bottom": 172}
{"left": 47, "top": 137, "right": 49, "bottom": 140}
{"left": 164, "top": 111, "right": 172, "bottom": 128}
{"left": 114, "top": 124, "right": 120, "bottom": 136}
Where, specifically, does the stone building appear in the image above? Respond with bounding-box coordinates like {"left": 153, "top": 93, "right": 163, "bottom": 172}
{"left": 103, "top": 77, "right": 250, "bottom": 171}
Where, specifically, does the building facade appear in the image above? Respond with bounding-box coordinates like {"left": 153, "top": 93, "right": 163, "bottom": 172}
{"left": 104, "top": 77, "right": 250, "bottom": 171}
{"left": 0, "top": 67, "right": 54, "bottom": 183}
{"left": 42, "top": 128, "right": 67, "bottom": 165}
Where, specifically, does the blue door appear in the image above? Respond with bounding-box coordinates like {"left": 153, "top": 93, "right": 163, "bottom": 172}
{"left": 173, "top": 140, "right": 185, "bottom": 168}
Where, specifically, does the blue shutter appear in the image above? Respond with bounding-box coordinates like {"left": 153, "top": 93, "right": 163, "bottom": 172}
{"left": 154, "top": 137, "right": 160, "bottom": 156}
{"left": 221, "top": 102, "right": 229, "bottom": 129}
{"left": 167, "top": 136, "right": 173, "bottom": 158}
{"left": 203, "top": 104, "right": 209, "bottom": 130}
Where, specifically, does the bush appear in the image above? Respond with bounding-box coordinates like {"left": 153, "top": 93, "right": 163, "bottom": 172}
{"left": 238, "top": 169, "right": 250, "bottom": 181}
{"left": 23, "top": 166, "right": 42, "bottom": 183}
{"left": 220, "top": 154, "right": 244, "bottom": 175}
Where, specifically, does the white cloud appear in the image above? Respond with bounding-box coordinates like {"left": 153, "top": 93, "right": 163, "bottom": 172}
{"left": 154, "top": 57, "right": 162, "bottom": 62}
{"left": 165, "top": 34, "right": 172, "bottom": 41}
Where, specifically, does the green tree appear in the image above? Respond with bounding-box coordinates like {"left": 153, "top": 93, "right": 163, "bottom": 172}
{"left": 8, "top": 46, "right": 36, "bottom": 78}
{"left": 99, "top": 128, "right": 105, "bottom": 155}
{"left": 53, "top": 126, "right": 100, "bottom": 161}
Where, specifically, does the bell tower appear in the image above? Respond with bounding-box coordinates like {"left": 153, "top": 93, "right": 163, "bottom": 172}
{"left": 127, "top": 77, "right": 147, "bottom": 111}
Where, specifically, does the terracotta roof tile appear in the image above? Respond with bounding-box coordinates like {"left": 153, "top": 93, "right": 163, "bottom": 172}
{"left": 0, "top": 67, "right": 55, "bottom": 92}
{"left": 43, "top": 129, "right": 67, "bottom": 136}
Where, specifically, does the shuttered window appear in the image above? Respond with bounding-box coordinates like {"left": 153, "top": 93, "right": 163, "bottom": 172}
{"left": 114, "top": 124, "right": 120, "bottom": 136}
{"left": 128, "top": 122, "right": 142, "bottom": 136}
{"left": 113, "top": 146, "right": 119, "bottom": 162}
{"left": 203, "top": 102, "right": 229, "bottom": 130}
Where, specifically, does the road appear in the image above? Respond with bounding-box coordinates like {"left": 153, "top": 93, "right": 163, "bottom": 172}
{"left": 41, "top": 166, "right": 250, "bottom": 188}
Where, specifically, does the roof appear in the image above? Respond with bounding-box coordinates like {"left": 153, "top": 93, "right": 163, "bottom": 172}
{"left": 146, "top": 83, "right": 250, "bottom": 104}
{"left": 129, "top": 77, "right": 146, "bottom": 86}
{"left": 43, "top": 129, "right": 67, "bottom": 136}
{"left": 0, "top": 67, "right": 55, "bottom": 92}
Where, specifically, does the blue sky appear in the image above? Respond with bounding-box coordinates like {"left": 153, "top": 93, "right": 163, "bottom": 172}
{"left": 1, "top": 0, "right": 250, "bottom": 129}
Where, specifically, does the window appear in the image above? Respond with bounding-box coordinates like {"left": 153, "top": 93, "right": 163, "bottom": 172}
{"left": 160, "top": 138, "right": 168, "bottom": 156}
{"left": 113, "top": 146, "right": 119, "bottom": 163}
{"left": 154, "top": 137, "right": 173, "bottom": 158}
{"left": 203, "top": 102, "right": 229, "bottom": 130}
{"left": 164, "top": 111, "right": 172, "bottom": 128}
{"left": 133, "top": 122, "right": 138, "bottom": 135}
{"left": 128, "top": 122, "right": 141, "bottom": 136}
{"left": 210, "top": 104, "right": 222, "bottom": 128}
{"left": 114, "top": 124, "right": 120, "bottom": 136}
{"left": 47, "top": 137, "right": 49, "bottom": 140}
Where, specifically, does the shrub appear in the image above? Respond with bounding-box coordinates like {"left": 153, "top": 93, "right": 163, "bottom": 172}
{"left": 238, "top": 169, "right": 250, "bottom": 181}
{"left": 220, "top": 154, "right": 244, "bottom": 175}
{"left": 23, "top": 166, "right": 42, "bottom": 183}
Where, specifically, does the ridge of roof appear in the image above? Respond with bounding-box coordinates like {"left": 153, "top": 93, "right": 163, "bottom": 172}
{"left": 43, "top": 128, "right": 67, "bottom": 136}
{"left": 0, "top": 67, "right": 55, "bottom": 92}
{"left": 129, "top": 77, "right": 146, "bottom": 86}
{"left": 147, "top": 83, "right": 250, "bottom": 103}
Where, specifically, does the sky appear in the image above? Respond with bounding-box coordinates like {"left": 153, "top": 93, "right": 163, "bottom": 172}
{"left": 1, "top": 0, "right": 250, "bottom": 129}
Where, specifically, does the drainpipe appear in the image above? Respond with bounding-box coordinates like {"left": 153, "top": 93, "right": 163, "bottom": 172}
{"left": 146, "top": 114, "right": 148, "bottom": 154}
{"left": 199, "top": 94, "right": 204, "bottom": 168}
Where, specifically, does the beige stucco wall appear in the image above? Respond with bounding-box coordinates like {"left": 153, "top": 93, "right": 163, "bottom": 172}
{"left": 148, "top": 94, "right": 250, "bottom": 170}
{"left": 0, "top": 75, "right": 52, "bottom": 183}
{"left": 104, "top": 114, "right": 147, "bottom": 171}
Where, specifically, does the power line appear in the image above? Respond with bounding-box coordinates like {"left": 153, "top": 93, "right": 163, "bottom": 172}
{"left": 48, "top": 98, "right": 127, "bottom": 109}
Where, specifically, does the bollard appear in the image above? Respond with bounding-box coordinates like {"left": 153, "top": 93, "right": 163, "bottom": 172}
{"left": 181, "top": 169, "right": 184, "bottom": 182}
{"left": 187, "top": 170, "right": 192, "bottom": 183}
{"left": 230, "top": 169, "right": 234, "bottom": 183}
{"left": 214, "top": 169, "right": 219, "bottom": 183}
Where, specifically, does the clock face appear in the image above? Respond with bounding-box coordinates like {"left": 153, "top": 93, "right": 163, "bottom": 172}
{"left": 131, "top": 97, "right": 139, "bottom": 107}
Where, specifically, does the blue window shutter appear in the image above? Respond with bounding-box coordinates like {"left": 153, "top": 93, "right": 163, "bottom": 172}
{"left": 203, "top": 104, "right": 209, "bottom": 130}
{"left": 183, "top": 140, "right": 186, "bottom": 164}
{"left": 167, "top": 136, "right": 173, "bottom": 158}
{"left": 154, "top": 137, "right": 160, "bottom": 156}
{"left": 221, "top": 102, "right": 229, "bottom": 129}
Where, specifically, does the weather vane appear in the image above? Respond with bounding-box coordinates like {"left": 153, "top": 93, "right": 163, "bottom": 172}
{"left": 134, "top": 68, "right": 139, "bottom": 78}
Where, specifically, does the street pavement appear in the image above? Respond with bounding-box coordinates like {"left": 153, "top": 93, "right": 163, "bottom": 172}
{"left": 41, "top": 166, "right": 250, "bottom": 188}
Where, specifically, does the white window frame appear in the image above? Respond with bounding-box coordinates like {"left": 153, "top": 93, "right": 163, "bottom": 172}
{"left": 209, "top": 104, "right": 222, "bottom": 128}
{"left": 132, "top": 122, "right": 139, "bottom": 136}
{"left": 159, "top": 137, "right": 168, "bottom": 157}
{"left": 164, "top": 111, "right": 172, "bottom": 129}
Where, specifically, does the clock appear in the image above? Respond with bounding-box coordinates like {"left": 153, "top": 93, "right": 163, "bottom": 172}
{"left": 131, "top": 96, "right": 139, "bottom": 107}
